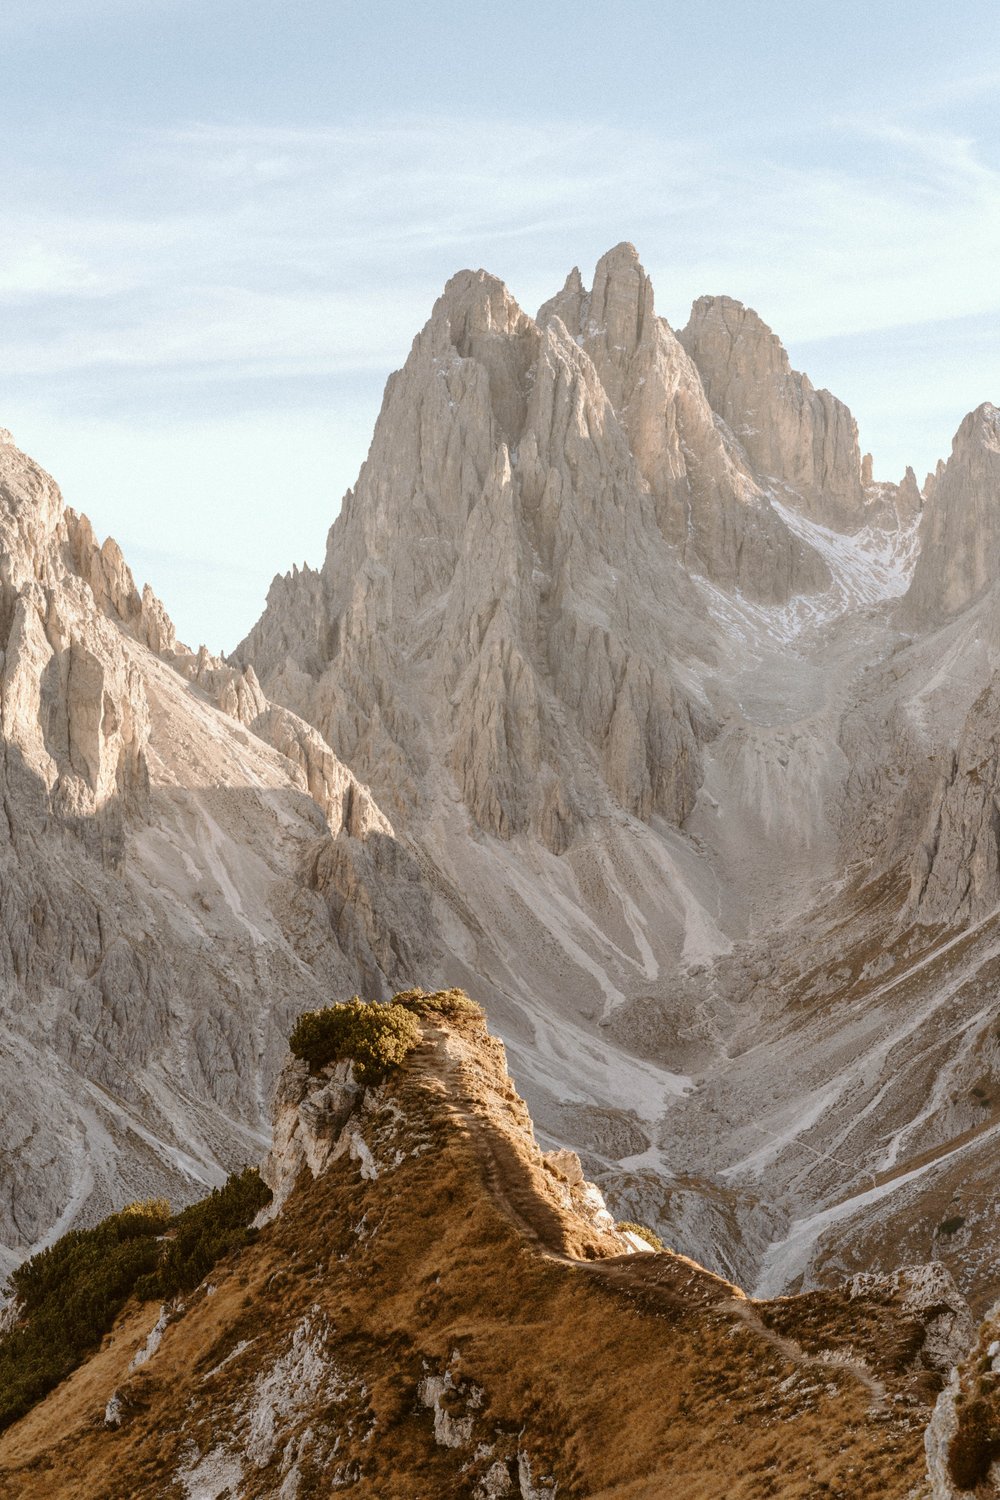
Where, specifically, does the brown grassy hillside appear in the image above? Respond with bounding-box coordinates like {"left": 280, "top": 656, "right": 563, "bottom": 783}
{"left": 0, "top": 1005, "right": 957, "bottom": 1498}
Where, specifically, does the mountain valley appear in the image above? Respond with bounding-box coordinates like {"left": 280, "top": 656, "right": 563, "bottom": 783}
{"left": 3, "top": 242, "right": 1000, "bottom": 1494}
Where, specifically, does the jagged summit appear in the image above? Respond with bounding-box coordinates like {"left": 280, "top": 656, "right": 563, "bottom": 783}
{"left": 905, "top": 400, "right": 1000, "bottom": 622}
{"left": 679, "top": 292, "right": 867, "bottom": 530}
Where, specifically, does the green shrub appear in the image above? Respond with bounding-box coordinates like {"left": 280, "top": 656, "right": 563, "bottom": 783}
{"left": 10, "top": 1198, "right": 171, "bottom": 1316}
{"left": 948, "top": 1397, "right": 1000, "bottom": 1489}
{"left": 615, "top": 1220, "right": 665, "bottom": 1252}
{"left": 137, "top": 1167, "right": 271, "bottom": 1301}
{"left": 0, "top": 1170, "right": 270, "bottom": 1433}
{"left": 938, "top": 1215, "right": 966, "bottom": 1236}
{"left": 289, "top": 998, "right": 420, "bottom": 1083}
{"left": 394, "top": 987, "right": 484, "bottom": 1021}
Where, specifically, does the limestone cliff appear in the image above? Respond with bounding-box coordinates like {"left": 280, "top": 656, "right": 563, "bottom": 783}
{"left": 539, "top": 245, "right": 831, "bottom": 600}
{"left": 0, "top": 429, "right": 437, "bottom": 1275}
{"left": 679, "top": 293, "right": 866, "bottom": 529}
{"left": 905, "top": 402, "right": 1000, "bottom": 623}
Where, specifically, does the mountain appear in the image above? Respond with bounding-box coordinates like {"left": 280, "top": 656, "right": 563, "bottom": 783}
{"left": 0, "top": 428, "right": 435, "bottom": 1279}
{"left": 235, "top": 243, "right": 981, "bottom": 1302}
{"left": 4, "top": 238, "right": 1000, "bottom": 1491}
{"left": 678, "top": 293, "right": 867, "bottom": 530}
{"left": 0, "top": 1001, "right": 976, "bottom": 1499}
{"left": 905, "top": 401, "right": 1000, "bottom": 623}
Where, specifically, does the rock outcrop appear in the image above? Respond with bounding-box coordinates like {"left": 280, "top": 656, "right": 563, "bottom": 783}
{"left": 907, "top": 677, "right": 1000, "bottom": 925}
{"left": 905, "top": 402, "right": 1000, "bottom": 623}
{"left": 679, "top": 292, "right": 866, "bottom": 529}
{"left": 924, "top": 1296, "right": 1000, "bottom": 1498}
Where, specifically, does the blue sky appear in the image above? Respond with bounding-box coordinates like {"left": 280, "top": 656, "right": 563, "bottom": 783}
{"left": 3, "top": 0, "right": 999, "bottom": 649}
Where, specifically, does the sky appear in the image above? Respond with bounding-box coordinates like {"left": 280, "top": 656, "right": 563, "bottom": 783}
{"left": 2, "top": 1, "right": 1000, "bottom": 651}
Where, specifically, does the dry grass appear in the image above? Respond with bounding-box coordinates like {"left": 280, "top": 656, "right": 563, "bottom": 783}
{"left": 0, "top": 1012, "right": 940, "bottom": 1499}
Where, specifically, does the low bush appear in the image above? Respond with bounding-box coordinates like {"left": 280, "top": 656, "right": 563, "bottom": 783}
{"left": 394, "top": 987, "right": 484, "bottom": 1021}
{"left": 616, "top": 1220, "right": 665, "bottom": 1251}
{"left": 137, "top": 1167, "right": 271, "bottom": 1301}
{"left": 0, "top": 1169, "right": 270, "bottom": 1432}
{"left": 289, "top": 998, "right": 421, "bottom": 1083}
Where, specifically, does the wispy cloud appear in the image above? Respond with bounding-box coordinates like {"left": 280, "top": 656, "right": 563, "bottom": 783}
{"left": 3, "top": 113, "right": 1000, "bottom": 390}
{"left": 3, "top": 109, "right": 1000, "bottom": 648}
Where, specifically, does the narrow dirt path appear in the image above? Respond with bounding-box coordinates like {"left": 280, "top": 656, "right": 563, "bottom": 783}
{"left": 720, "top": 1297, "right": 888, "bottom": 1409}
{"left": 418, "top": 1024, "right": 891, "bottom": 1406}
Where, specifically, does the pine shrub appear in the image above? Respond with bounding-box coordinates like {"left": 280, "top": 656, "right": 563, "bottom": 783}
{"left": 288, "top": 997, "right": 420, "bottom": 1083}
{"left": 0, "top": 1169, "right": 270, "bottom": 1432}
{"left": 394, "top": 986, "right": 484, "bottom": 1021}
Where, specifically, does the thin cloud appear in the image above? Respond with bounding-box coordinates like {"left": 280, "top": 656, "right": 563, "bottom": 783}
{"left": 3, "top": 108, "right": 1000, "bottom": 651}
{"left": 2, "top": 112, "right": 999, "bottom": 390}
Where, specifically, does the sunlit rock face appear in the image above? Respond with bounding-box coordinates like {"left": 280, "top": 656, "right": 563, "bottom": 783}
{"left": 0, "top": 429, "right": 432, "bottom": 1274}
{"left": 679, "top": 293, "right": 866, "bottom": 530}
{"left": 904, "top": 402, "right": 1000, "bottom": 623}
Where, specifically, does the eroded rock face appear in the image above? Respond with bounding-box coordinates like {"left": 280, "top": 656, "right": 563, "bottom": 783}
{"left": 258, "top": 1056, "right": 361, "bottom": 1218}
{"left": 679, "top": 293, "right": 866, "bottom": 529}
{"left": 908, "top": 677, "right": 1000, "bottom": 925}
{"left": 905, "top": 403, "right": 1000, "bottom": 623}
{"left": 0, "top": 436, "right": 153, "bottom": 860}
{"left": 540, "top": 245, "right": 831, "bottom": 602}
{"left": 0, "top": 430, "right": 435, "bottom": 1272}
{"left": 850, "top": 1262, "right": 974, "bottom": 1371}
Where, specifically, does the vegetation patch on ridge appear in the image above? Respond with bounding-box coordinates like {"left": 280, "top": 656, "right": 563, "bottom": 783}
{"left": 394, "top": 987, "right": 485, "bottom": 1022}
{"left": 0, "top": 1167, "right": 270, "bottom": 1433}
{"left": 288, "top": 988, "right": 484, "bottom": 1083}
{"left": 289, "top": 998, "right": 421, "bottom": 1082}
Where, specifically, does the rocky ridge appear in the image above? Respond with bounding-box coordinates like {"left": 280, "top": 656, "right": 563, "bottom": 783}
{"left": 0, "top": 1004, "right": 976, "bottom": 1499}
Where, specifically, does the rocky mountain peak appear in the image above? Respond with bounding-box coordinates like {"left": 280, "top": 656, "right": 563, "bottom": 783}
{"left": 0, "top": 434, "right": 68, "bottom": 583}
{"left": 433, "top": 266, "right": 533, "bottom": 348}
{"left": 679, "top": 292, "right": 866, "bottom": 529}
{"left": 587, "top": 239, "right": 656, "bottom": 351}
{"left": 904, "top": 400, "right": 1000, "bottom": 623}
{"left": 534, "top": 246, "right": 832, "bottom": 601}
